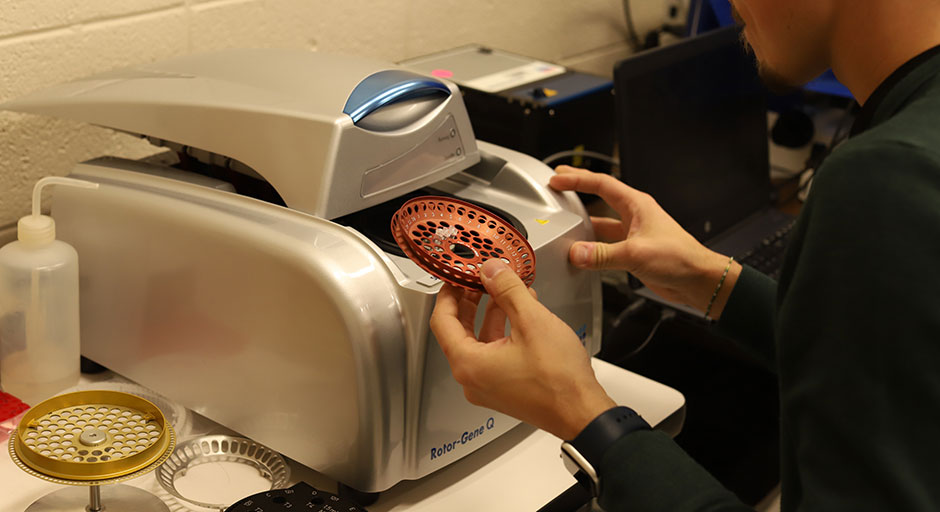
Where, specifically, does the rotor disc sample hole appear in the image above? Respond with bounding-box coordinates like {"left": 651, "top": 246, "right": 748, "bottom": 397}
{"left": 449, "top": 243, "right": 476, "bottom": 259}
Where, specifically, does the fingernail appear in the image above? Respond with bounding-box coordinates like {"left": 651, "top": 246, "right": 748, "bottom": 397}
{"left": 481, "top": 259, "right": 506, "bottom": 279}
{"left": 572, "top": 243, "right": 593, "bottom": 267}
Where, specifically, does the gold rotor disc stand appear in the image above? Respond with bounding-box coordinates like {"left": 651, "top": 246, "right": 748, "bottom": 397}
{"left": 9, "top": 390, "right": 176, "bottom": 512}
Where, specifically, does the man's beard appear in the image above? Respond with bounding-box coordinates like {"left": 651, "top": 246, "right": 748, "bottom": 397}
{"left": 730, "top": 3, "right": 800, "bottom": 95}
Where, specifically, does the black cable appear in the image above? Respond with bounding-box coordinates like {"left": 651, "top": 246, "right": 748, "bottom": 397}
{"left": 689, "top": 0, "right": 705, "bottom": 37}
{"left": 771, "top": 100, "right": 859, "bottom": 206}
{"left": 607, "top": 298, "right": 677, "bottom": 359}
{"left": 536, "top": 482, "right": 593, "bottom": 512}
{"left": 828, "top": 101, "right": 859, "bottom": 150}
{"left": 772, "top": 152, "right": 818, "bottom": 206}
{"left": 622, "top": 0, "right": 643, "bottom": 50}
{"left": 541, "top": 149, "right": 620, "bottom": 169}
{"left": 787, "top": 101, "right": 859, "bottom": 203}
{"left": 623, "top": 307, "right": 676, "bottom": 358}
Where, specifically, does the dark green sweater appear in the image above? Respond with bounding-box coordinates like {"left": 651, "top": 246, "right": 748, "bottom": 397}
{"left": 599, "top": 49, "right": 940, "bottom": 511}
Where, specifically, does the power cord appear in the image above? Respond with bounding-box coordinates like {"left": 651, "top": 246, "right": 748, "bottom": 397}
{"left": 621, "top": 0, "right": 643, "bottom": 50}
{"left": 688, "top": 0, "right": 706, "bottom": 36}
{"left": 772, "top": 100, "right": 859, "bottom": 206}
{"left": 625, "top": 307, "right": 676, "bottom": 358}
{"left": 623, "top": 0, "right": 692, "bottom": 51}
{"left": 541, "top": 149, "right": 619, "bottom": 169}
{"left": 827, "top": 101, "right": 860, "bottom": 150}
{"left": 794, "top": 101, "right": 860, "bottom": 202}
{"left": 607, "top": 298, "right": 677, "bottom": 359}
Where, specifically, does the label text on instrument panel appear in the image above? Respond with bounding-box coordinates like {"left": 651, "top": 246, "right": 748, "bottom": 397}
{"left": 430, "top": 417, "right": 495, "bottom": 460}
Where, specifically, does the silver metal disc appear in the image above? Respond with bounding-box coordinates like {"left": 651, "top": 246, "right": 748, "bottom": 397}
{"left": 25, "top": 485, "right": 170, "bottom": 512}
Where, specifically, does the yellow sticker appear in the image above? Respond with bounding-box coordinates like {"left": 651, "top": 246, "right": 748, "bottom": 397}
{"left": 536, "top": 219, "right": 549, "bottom": 225}
{"left": 571, "top": 144, "right": 585, "bottom": 167}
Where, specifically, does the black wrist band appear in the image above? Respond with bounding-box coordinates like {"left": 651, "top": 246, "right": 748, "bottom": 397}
{"left": 569, "top": 406, "right": 651, "bottom": 470}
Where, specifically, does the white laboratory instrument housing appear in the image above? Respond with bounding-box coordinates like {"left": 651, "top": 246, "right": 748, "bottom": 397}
{"left": 3, "top": 49, "right": 601, "bottom": 495}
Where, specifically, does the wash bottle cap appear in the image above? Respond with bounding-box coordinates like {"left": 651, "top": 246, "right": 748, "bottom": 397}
{"left": 17, "top": 177, "right": 98, "bottom": 248}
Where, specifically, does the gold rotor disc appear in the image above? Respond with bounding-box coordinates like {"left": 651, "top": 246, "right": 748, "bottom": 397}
{"left": 12, "top": 390, "right": 174, "bottom": 481}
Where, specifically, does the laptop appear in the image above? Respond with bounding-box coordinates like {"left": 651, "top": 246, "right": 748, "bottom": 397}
{"left": 613, "top": 26, "right": 793, "bottom": 316}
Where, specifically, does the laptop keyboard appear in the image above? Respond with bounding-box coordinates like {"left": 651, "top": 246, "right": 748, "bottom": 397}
{"left": 737, "top": 221, "right": 795, "bottom": 280}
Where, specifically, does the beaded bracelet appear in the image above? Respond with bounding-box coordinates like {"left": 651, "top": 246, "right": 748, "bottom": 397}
{"left": 704, "top": 256, "right": 734, "bottom": 321}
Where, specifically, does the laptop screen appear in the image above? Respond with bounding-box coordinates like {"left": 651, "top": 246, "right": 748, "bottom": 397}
{"left": 613, "top": 26, "right": 771, "bottom": 242}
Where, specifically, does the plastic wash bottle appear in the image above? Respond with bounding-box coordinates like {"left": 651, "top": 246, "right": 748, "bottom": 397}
{"left": 0, "top": 176, "right": 98, "bottom": 405}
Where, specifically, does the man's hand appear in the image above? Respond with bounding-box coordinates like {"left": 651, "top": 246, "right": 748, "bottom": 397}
{"left": 550, "top": 165, "right": 741, "bottom": 318}
{"left": 430, "top": 258, "right": 616, "bottom": 440}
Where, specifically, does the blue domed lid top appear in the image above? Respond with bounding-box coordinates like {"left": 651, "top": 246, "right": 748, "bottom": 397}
{"left": 343, "top": 70, "right": 451, "bottom": 124}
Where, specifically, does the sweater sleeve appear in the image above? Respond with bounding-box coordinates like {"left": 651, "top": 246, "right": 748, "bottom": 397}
{"left": 715, "top": 265, "right": 779, "bottom": 369}
{"left": 597, "top": 430, "right": 753, "bottom": 511}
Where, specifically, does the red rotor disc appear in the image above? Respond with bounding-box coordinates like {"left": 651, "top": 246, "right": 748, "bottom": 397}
{"left": 390, "top": 196, "right": 536, "bottom": 292}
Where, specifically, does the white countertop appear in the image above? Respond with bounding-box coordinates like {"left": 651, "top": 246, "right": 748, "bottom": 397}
{"left": 1, "top": 358, "right": 684, "bottom": 512}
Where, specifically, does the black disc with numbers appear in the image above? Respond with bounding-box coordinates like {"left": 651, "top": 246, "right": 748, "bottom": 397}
{"left": 224, "top": 481, "right": 367, "bottom": 512}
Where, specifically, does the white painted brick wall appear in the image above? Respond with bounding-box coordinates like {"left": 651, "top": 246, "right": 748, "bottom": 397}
{"left": 0, "top": 0, "right": 682, "bottom": 225}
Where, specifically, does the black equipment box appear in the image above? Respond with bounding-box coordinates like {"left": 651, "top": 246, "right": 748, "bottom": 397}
{"left": 401, "top": 45, "right": 616, "bottom": 172}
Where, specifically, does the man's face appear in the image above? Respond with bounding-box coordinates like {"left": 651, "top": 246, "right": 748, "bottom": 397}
{"left": 729, "top": 0, "right": 834, "bottom": 91}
